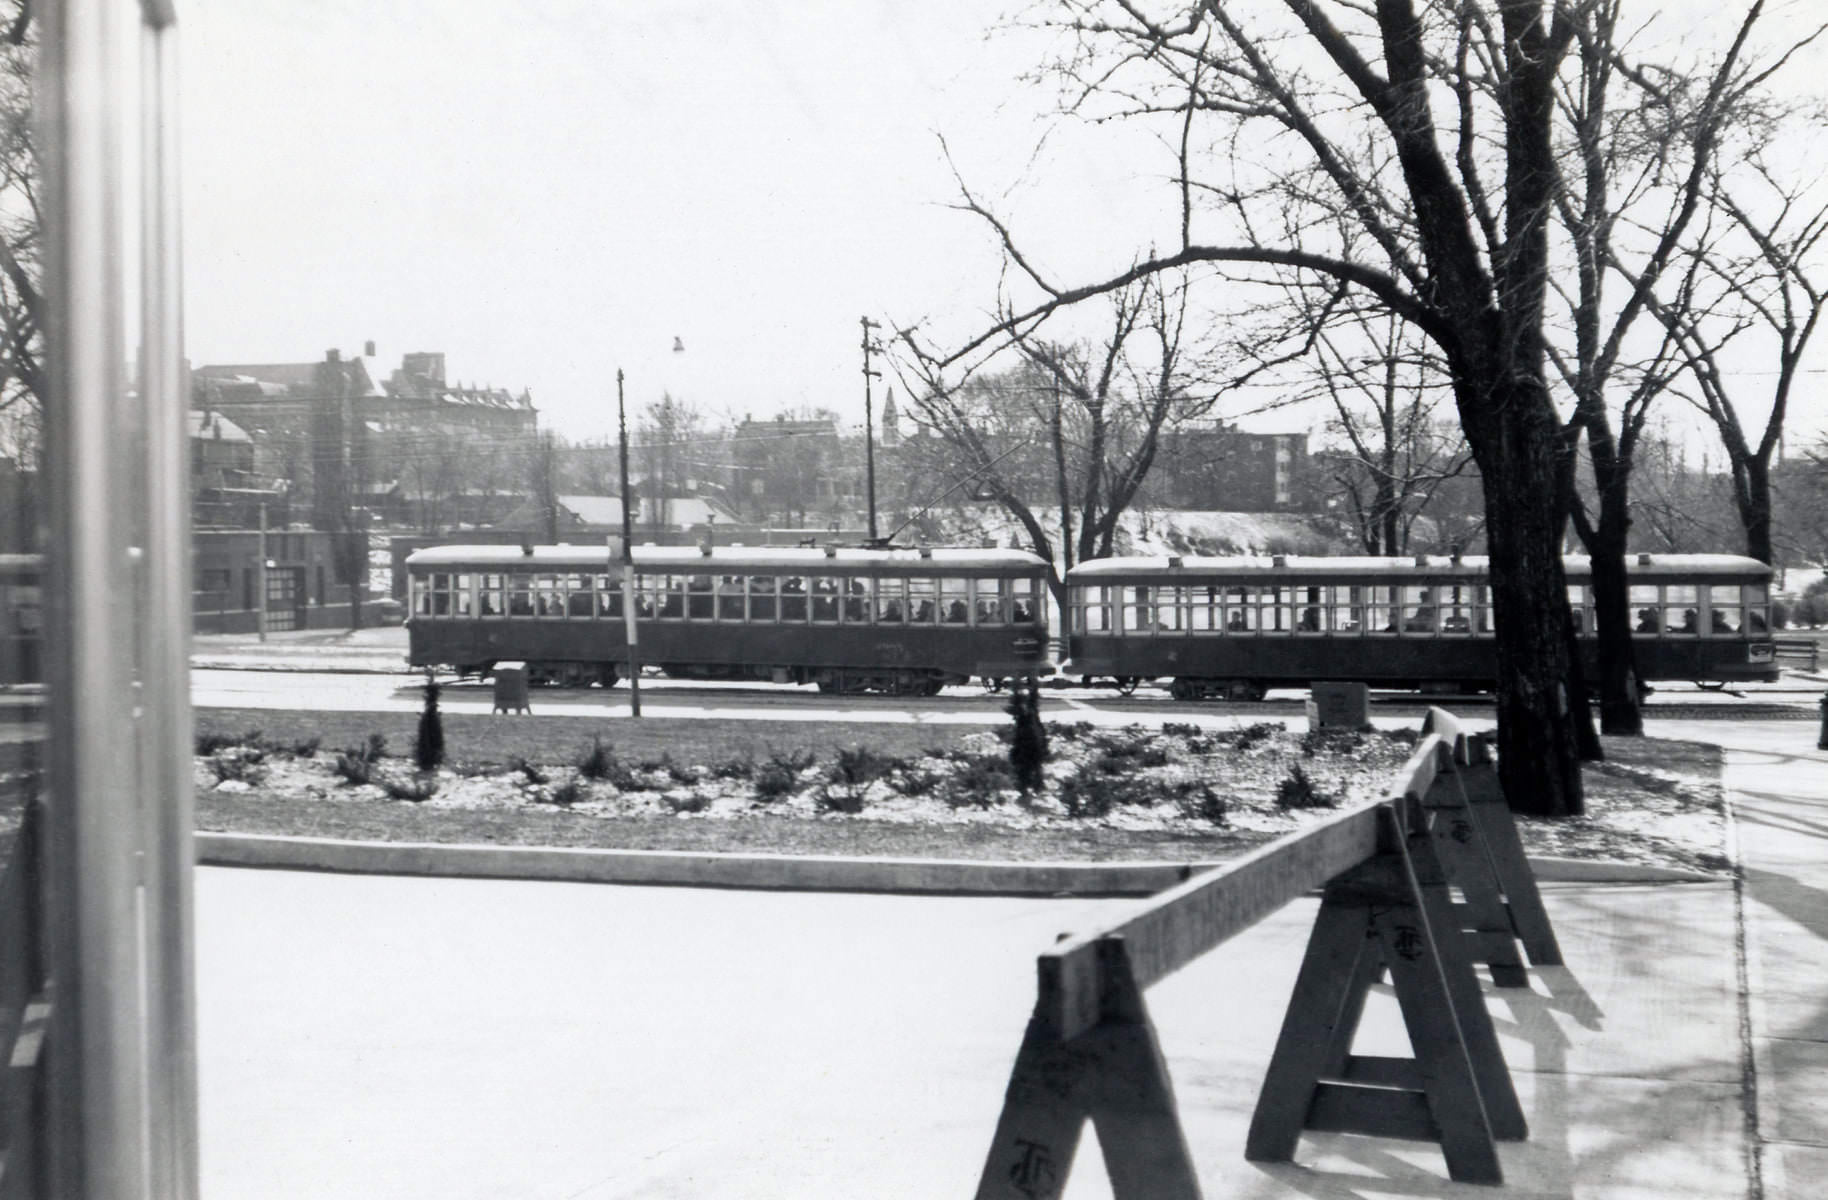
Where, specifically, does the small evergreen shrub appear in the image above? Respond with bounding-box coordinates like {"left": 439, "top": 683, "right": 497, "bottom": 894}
{"left": 1173, "top": 782, "right": 1228, "bottom": 825}
{"left": 665, "top": 790, "right": 711, "bottom": 814}
{"left": 415, "top": 674, "right": 445, "bottom": 772}
{"left": 547, "top": 779, "right": 585, "bottom": 807}
{"left": 1160, "top": 722, "right": 1201, "bottom": 738}
{"left": 815, "top": 783, "right": 867, "bottom": 814}
{"left": 1006, "top": 676, "right": 1048, "bottom": 792}
{"left": 290, "top": 735, "right": 322, "bottom": 758}
{"left": 195, "top": 731, "right": 240, "bottom": 756}
{"left": 767, "top": 747, "right": 818, "bottom": 774}
{"left": 1276, "top": 764, "right": 1337, "bottom": 810}
{"left": 710, "top": 750, "right": 756, "bottom": 780}
{"left": 577, "top": 736, "right": 615, "bottom": 781}
{"left": 946, "top": 755, "right": 1013, "bottom": 808}
{"left": 1233, "top": 722, "right": 1281, "bottom": 752}
{"left": 511, "top": 756, "right": 548, "bottom": 785}
{"left": 753, "top": 763, "right": 800, "bottom": 802}
{"left": 887, "top": 766, "right": 945, "bottom": 797}
{"left": 1047, "top": 721, "right": 1098, "bottom": 742}
{"left": 830, "top": 745, "right": 897, "bottom": 786}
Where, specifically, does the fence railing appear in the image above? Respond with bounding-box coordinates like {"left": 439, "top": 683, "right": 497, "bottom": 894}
{"left": 973, "top": 707, "right": 1561, "bottom": 1198}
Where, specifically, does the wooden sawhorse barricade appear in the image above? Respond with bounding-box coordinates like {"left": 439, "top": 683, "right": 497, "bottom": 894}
{"left": 974, "top": 708, "right": 1562, "bottom": 1199}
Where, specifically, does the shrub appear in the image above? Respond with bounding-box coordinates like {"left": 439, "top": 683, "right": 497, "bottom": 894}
{"left": 546, "top": 779, "right": 585, "bottom": 807}
{"left": 576, "top": 736, "right": 616, "bottom": 781}
{"left": 1276, "top": 764, "right": 1337, "bottom": 810}
{"left": 665, "top": 758, "right": 699, "bottom": 786}
{"left": 753, "top": 763, "right": 800, "bottom": 802}
{"left": 887, "top": 766, "right": 945, "bottom": 797}
{"left": 206, "top": 748, "right": 267, "bottom": 785}
{"left": 1299, "top": 729, "right": 1364, "bottom": 758}
{"left": 1047, "top": 721, "right": 1098, "bottom": 742}
{"left": 511, "top": 756, "right": 549, "bottom": 785}
{"left": 1006, "top": 677, "right": 1048, "bottom": 792}
{"left": 290, "top": 735, "right": 322, "bottom": 758}
{"left": 946, "top": 755, "right": 1013, "bottom": 808}
{"left": 767, "top": 747, "right": 818, "bottom": 774}
{"left": 830, "top": 745, "right": 897, "bottom": 786}
{"left": 382, "top": 774, "right": 438, "bottom": 803}
{"left": 333, "top": 749, "right": 375, "bottom": 787}
{"left": 415, "top": 674, "right": 445, "bottom": 772}
{"left": 1058, "top": 772, "right": 1118, "bottom": 819}
{"left": 1160, "top": 722, "right": 1201, "bottom": 738}
{"left": 195, "top": 731, "right": 241, "bottom": 756}
{"left": 1233, "top": 722, "right": 1282, "bottom": 752}
{"left": 710, "top": 750, "right": 756, "bottom": 780}
{"left": 815, "top": 783, "right": 867, "bottom": 814}
{"left": 1173, "top": 782, "right": 1228, "bottom": 825}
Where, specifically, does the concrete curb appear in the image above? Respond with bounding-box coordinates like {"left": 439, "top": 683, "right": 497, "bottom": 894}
{"left": 195, "top": 832, "right": 1722, "bottom": 895}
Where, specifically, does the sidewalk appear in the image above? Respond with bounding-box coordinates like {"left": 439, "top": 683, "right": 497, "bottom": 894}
{"left": 1666, "top": 716, "right": 1828, "bottom": 1200}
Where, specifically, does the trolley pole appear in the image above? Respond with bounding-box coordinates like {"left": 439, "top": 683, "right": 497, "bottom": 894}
{"left": 618, "top": 369, "right": 641, "bottom": 717}
{"left": 256, "top": 501, "right": 268, "bottom": 642}
{"left": 861, "top": 316, "right": 881, "bottom": 544}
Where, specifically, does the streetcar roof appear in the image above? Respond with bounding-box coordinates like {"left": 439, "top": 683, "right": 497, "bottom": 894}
{"left": 405, "top": 543, "right": 1048, "bottom": 574}
{"left": 1062, "top": 552, "right": 1774, "bottom": 582}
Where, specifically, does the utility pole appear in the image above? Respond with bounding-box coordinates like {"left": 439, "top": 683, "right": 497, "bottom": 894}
{"left": 861, "top": 316, "right": 882, "bottom": 544}
{"left": 617, "top": 369, "right": 641, "bottom": 717}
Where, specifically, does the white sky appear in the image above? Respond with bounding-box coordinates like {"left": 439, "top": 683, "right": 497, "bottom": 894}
{"left": 179, "top": 1, "right": 1828, "bottom": 451}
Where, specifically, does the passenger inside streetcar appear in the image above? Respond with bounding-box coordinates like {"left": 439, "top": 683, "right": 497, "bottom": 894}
{"left": 1636, "top": 608, "right": 1659, "bottom": 633}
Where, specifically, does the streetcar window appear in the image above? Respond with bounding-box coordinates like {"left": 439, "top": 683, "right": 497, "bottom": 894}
{"left": 941, "top": 578, "right": 970, "bottom": 624}
{"left": 1707, "top": 584, "right": 1741, "bottom": 634}
{"left": 1187, "top": 585, "right": 1218, "bottom": 633}
{"left": 1743, "top": 583, "right": 1770, "bottom": 632}
{"left": 453, "top": 574, "right": 476, "bottom": 617}
{"left": 1329, "top": 585, "right": 1361, "bottom": 635}
{"left": 1224, "top": 586, "right": 1255, "bottom": 633}
{"left": 596, "top": 574, "right": 623, "bottom": 619}
{"left": 1257, "top": 585, "right": 1293, "bottom": 635}
{"left": 479, "top": 573, "right": 504, "bottom": 616}
{"left": 1365, "top": 586, "right": 1396, "bottom": 634}
{"left": 565, "top": 574, "right": 592, "bottom": 617}
{"left": 1122, "top": 586, "right": 1153, "bottom": 634}
{"left": 907, "top": 577, "right": 937, "bottom": 624}
{"left": 875, "top": 576, "right": 906, "bottom": 623}
{"left": 1665, "top": 584, "right": 1699, "bottom": 635}
{"left": 842, "top": 577, "right": 871, "bottom": 623}
{"left": 507, "top": 573, "right": 535, "bottom": 617}
{"left": 974, "top": 578, "right": 1005, "bottom": 626}
{"left": 528, "top": 574, "right": 557, "bottom": 617}
{"left": 780, "top": 576, "right": 808, "bottom": 621}
{"left": 1402, "top": 586, "right": 1437, "bottom": 634}
{"left": 683, "top": 573, "right": 713, "bottom": 620}
{"left": 1010, "top": 577, "right": 1037, "bottom": 625}
{"left": 1078, "top": 585, "right": 1111, "bottom": 634}
{"left": 1474, "top": 586, "right": 1494, "bottom": 634}
{"left": 411, "top": 576, "right": 431, "bottom": 617}
{"left": 1295, "top": 585, "right": 1324, "bottom": 633}
{"left": 811, "top": 577, "right": 840, "bottom": 622}
{"left": 748, "top": 576, "right": 777, "bottom": 621}
{"left": 653, "top": 575, "right": 684, "bottom": 619}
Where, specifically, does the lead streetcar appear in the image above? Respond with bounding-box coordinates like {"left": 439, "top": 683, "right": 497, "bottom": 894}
{"left": 1062, "top": 552, "right": 1780, "bottom": 699}
{"left": 405, "top": 544, "right": 1052, "bottom": 694}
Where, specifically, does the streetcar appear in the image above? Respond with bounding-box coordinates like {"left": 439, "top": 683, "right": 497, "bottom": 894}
{"left": 1062, "top": 552, "right": 1779, "bottom": 699}
{"left": 405, "top": 543, "right": 1052, "bottom": 694}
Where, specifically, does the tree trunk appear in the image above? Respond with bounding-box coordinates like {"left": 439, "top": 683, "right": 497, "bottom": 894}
{"left": 1466, "top": 385, "right": 1586, "bottom": 817}
{"left": 1741, "top": 457, "right": 1774, "bottom": 565}
{"left": 1586, "top": 528, "right": 1643, "bottom": 736}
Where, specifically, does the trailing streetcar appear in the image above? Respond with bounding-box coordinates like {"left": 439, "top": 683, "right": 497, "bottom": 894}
{"left": 1062, "top": 552, "right": 1779, "bottom": 699}
{"left": 405, "top": 543, "right": 1052, "bottom": 694}
{"left": 0, "top": 554, "right": 42, "bottom": 687}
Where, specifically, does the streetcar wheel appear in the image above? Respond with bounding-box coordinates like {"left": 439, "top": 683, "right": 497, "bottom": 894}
{"left": 983, "top": 676, "right": 1006, "bottom": 693}
{"left": 1169, "top": 678, "right": 1196, "bottom": 702}
{"left": 595, "top": 665, "right": 620, "bottom": 689}
{"left": 1695, "top": 680, "right": 1726, "bottom": 692}
{"left": 1115, "top": 676, "right": 1141, "bottom": 697}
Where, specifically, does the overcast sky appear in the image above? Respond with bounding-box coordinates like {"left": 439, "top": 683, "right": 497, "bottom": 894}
{"left": 180, "top": 1, "right": 1827, "bottom": 452}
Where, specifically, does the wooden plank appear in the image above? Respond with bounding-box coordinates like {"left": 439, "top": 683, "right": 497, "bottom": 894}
{"left": 973, "top": 1013, "right": 1094, "bottom": 1200}
{"left": 1306, "top": 1083, "right": 1437, "bottom": 1141}
{"left": 1245, "top": 893, "right": 1374, "bottom": 1164}
{"left": 1042, "top": 802, "right": 1383, "bottom": 1040}
{"left": 1337, "top": 1055, "right": 1423, "bottom": 1090}
{"left": 1086, "top": 940, "right": 1200, "bottom": 1200}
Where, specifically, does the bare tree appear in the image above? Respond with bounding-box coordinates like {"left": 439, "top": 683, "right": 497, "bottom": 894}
{"left": 637, "top": 392, "right": 700, "bottom": 537}
{"left": 1643, "top": 132, "right": 1828, "bottom": 566}
{"left": 1302, "top": 309, "right": 1472, "bottom": 555}
{"left": 0, "top": 0, "right": 43, "bottom": 471}
{"left": 898, "top": 273, "right": 1210, "bottom": 612}
{"left": 926, "top": 1, "right": 1619, "bottom": 814}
